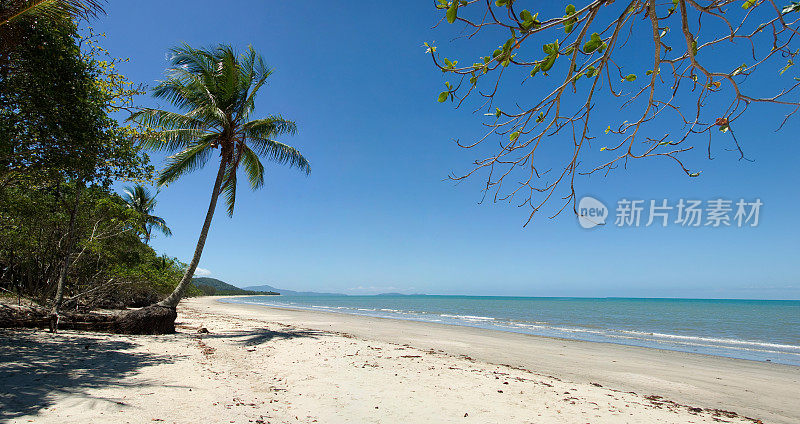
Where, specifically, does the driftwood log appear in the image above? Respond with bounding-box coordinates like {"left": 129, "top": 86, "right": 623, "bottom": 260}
{"left": 0, "top": 303, "right": 177, "bottom": 334}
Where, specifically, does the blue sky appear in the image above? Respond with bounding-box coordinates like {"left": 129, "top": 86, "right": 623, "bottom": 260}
{"left": 94, "top": 1, "right": 799, "bottom": 299}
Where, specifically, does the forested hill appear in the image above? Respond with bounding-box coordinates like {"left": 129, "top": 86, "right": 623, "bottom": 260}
{"left": 192, "top": 278, "right": 278, "bottom": 296}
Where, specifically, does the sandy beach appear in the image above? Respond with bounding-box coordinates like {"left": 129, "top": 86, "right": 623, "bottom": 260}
{"left": 1, "top": 296, "right": 798, "bottom": 424}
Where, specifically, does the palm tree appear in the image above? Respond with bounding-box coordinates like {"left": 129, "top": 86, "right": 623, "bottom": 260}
{"left": 122, "top": 184, "right": 171, "bottom": 244}
{"left": 130, "top": 44, "right": 310, "bottom": 309}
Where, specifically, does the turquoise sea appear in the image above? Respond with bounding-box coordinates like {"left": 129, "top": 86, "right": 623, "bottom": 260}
{"left": 224, "top": 295, "right": 800, "bottom": 366}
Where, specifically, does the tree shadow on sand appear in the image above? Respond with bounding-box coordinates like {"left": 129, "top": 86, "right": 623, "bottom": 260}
{"left": 202, "top": 327, "right": 326, "bottom": 347}
{"left": 0, "top": 329, "right": 176, "bottom": 420}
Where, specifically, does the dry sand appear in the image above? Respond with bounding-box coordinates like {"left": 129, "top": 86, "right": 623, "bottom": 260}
{"left": 1, "top": 296, "right": 797, "bottom": 424}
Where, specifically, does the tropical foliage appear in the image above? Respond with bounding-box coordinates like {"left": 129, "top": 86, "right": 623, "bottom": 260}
{"left": 123, "top": 184, "right": 171, "bottom": 244}
{"left": 0, "top": 0, "right": 105, "bottom": 28}
{"left": 0, "top": 7, "right": 187, "bottom": 312}
{"left": 130, "top": 43, "right": 310, "bottom": 308}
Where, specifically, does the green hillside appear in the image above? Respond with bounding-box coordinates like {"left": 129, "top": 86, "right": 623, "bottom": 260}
{"left": 191, "top": 277, "right": 279, "bottom": 296}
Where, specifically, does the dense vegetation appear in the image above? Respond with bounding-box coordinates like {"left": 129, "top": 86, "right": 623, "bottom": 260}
{"left": 0, "top": 10, "right": 192, "bottom": 313}
{"left": 0, "top": 3, "right": 308, "bottom": 334}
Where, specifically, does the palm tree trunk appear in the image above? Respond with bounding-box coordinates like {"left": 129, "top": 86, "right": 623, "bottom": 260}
{"left": 158, "top": 158, "right": 227, "bottom": 308}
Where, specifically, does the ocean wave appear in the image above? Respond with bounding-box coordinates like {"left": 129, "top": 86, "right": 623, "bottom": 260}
{"left": 440, "top": 314, "right": 496, "bottom": 321}
{"left": 222, "top": 296, "right": 800, "bottom": 364}
{"left": 613, "top": 329, "right": 800, "bottom": 351}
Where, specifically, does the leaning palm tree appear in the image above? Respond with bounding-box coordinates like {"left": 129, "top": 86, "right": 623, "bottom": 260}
{"left": 122, "top": 184, "right": 172, "bottom": 244}
{"left": 130, "top": 43, "right": 310, "bottom": 311}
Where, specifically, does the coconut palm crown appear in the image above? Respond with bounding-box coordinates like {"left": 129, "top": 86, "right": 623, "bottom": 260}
{"left": 129, "top": 44, "right": 310, "bottom": 308}
{"left": 122, "top": 184, "right": 171, "bottom": 244}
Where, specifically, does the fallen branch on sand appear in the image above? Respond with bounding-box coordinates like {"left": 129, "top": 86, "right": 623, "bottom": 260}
{"left": 0, "top": 303, "right": 177, "bottom": 334}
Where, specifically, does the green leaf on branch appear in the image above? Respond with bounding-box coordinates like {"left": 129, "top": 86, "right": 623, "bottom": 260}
{"left": 781, "top": 1, "right": 800, "bottom": 13}
{"left": 530, "top": 63, "right": 541, "bottom": 77}
{"left": 624, "top": 74, "right": 637, "bottom": 82}
{"left": 564, "top": 4, "right": 577, "bottom": 33}
{"left": 519, "top": 10, "right": 540, "bottom": 30}
{"left": 509, "top": 131, "right": 520, "bottom": 142}
{"left": 437, "top": 91, "right": 449, "bottom": 102}
{"left": 731, "top": 63, "right": 747, "bottom": 76}
{"left": 542, "top": 40, "right": 559, "bottom": 56}
{"left": 780, "top": 58, "right": 794, "bottom": 75}
{"left": 583, "top": 33, "right": 602, "bottom": 53}
{"left": 541, "top": 54, "right": 557, "bottom": 72}
{"left": 446, "top": 2, "right": 458, "bottom": 23}
{"left": 443, "top": 58, "right": 458, "bottom": 70}
{"left": 667, "top": 0, "right": 678, "bottom": 16}
{"left": 503, "top": 37, "right": 516, "bottom": 53}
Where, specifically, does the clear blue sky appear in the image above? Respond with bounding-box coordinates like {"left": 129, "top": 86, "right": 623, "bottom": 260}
{"left": 94, "top": 1, "right": 799, "bottom": 299}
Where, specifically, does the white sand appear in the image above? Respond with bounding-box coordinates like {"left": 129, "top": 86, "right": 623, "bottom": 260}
{"left": 1, "top": 296, "right": 796, "bottom": 423}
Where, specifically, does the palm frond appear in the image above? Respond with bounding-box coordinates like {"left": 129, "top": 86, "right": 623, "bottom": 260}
{"left": 167, "top": 43, "right": 217, "bottom": 77}
{"left": 240, "top": 144, "right": 265, "bottom": 190}
{"left": 135, "top": 43, "right": 310, "bottom": 219}
{"left": 151, "top": 75, "right": 228, "bottom": 125}
{"left": 129, "top": 108, "right": 213, "bottom": 152}
{"left": 243, "top": 116, "right": 297, "bottom": 138}
{"left": 237, "top": 51, "right": 273, "bottom": 120}
{"left": 158, "top": 140, "right": 216, "bottom": 186}
{"left": 122, "top": 184, "right": 156, "bottom": 213}
{"left": 0, "top": 0, "right": 105, "bottom": 27}
{"left": 129, "top": 108, "right": 205, "bottom": 130}
{"left": 147, "top": 215, "right": 172, "bottom": 237}
{"left": 246, "top": 137, "right": 310, "bottom": 175}
{"left": 136, "top": 128, "right": 210, "bottom": 152}
{"left": 221, "top": 162, "right": 238, "bottom": 217}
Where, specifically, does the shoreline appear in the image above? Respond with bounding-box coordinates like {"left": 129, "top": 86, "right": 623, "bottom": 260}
{"left": 205, "top": 296, "right": 800, "bottom": 423}
{"left": 217, "top": 295, "right": 800, "bottom": 366}
{"left": 2, "top": 296, "right": 797, "bottom": 423}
